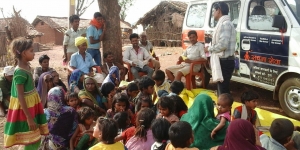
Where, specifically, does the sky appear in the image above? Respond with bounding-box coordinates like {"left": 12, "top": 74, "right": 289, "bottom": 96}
{"left": 1, "top": 0, "right": 189, "bottom": 25}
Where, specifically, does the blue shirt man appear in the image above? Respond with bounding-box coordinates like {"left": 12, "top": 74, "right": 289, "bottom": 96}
{"left": 86, "top": 12, "right": 105, "bottom": 66}
{"left": 70, "top": 52, "right": 97, "bottom": 74}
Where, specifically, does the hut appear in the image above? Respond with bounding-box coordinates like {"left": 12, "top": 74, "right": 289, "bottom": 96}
{"left": 31, "top": 16, "right": 90, "bottom": 45}
{"left": 0, "top": 10, "right": 43, "bottom": 67}
{"left": 32, "top": 15, "right": 132, "bottom": 45}
{"left": 135, "top": 1, "right": 187, "bottom": 47}
{"left": 120, "top": 20, "right": 132, "bottom": 39}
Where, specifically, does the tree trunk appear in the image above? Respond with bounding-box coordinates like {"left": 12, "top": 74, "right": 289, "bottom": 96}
{"left": 98, "top": 0, "right": 123, "bottom": 64}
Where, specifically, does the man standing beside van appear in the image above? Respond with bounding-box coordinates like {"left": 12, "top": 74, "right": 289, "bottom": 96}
{"left": 204, "top": 2, "right": 236, "bottom": 95}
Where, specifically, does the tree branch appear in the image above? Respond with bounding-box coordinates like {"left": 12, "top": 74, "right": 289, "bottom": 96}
{"left": 76, "top": 0, "right": 81, "bottom": 15}
{"left": 76, "top": 0, "right": 95, "bottom": 16}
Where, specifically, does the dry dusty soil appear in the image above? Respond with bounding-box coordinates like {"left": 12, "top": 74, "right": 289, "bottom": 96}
{"left": 0, "top": 45, "right": 285, "bottom": 149}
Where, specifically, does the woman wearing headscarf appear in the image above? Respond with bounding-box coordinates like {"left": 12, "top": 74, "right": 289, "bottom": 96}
{"left": 50, "top": 70, "right": 67, "bottom": 92}
{"left": 40, "top": 87, "right": 77, "bottom": 149}
{"left": 102, "top": 66, "right": 120, "bottom": 86}
{"left": 181, "top": 94, "right": 228, "bottom": 150}
{"left": 37, "top": 72, "right": 54, "bottom": 107}
{"left": 78, "top": 76, "right": 107, "bottom": 117}
{"left": 211, "top": 119, "right": 265, "bottom": 150}
{"left": 69, "top": 69, "right": 84, "bottom": 93}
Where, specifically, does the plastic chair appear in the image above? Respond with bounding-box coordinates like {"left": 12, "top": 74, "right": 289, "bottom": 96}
{"left": 124, "top": 61, "right": 154, "bottom": 81}
{"left": 177, "top": 60, "right": 207, "bottom": 90}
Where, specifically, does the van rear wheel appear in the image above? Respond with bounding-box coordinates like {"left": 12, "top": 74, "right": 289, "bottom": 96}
{"left": 279, "top": 78, "right": 300, "bottom": 120}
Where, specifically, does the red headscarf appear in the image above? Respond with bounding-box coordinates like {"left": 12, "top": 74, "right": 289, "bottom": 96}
{"left": 90, "top": 18, "right": 103, "bottom": 29}
{"left": 217, "top": 119, "right": 266, "bottom": 150}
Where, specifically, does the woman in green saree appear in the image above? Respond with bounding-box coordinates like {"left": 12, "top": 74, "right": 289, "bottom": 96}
{"left": 78, "top": 77, "right": 107, "bottom": 116}
{"left": 180, "top": 94, "right": 228, "bottom": 150}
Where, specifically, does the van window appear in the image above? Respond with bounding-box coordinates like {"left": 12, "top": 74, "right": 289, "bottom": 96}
{"left": 209, "top": 1, "right": 240, "bottom": 28}
{"left": 247, "top": 1, "right": 280, "bottom": 31}
{"left": 285, "top": 0, "right": 300, "bottom": 24}
{"left": 186, "top": 4, "right": 207, "bottom": 28}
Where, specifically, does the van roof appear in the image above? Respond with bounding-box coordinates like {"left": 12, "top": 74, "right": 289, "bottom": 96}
{"left": 189, "top": 0, "right": 240, "bottom": 4}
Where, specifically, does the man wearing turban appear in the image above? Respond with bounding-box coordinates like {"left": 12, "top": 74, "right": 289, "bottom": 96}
{"left": 69, "top": 37, "right": 98, "bottom": 75}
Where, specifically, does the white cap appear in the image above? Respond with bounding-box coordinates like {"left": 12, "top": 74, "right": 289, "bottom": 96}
{"left": 93, "top": 73, "right": 105, "bottom": 84}
{"left": 3, "top": 66, "right": 15, "bottom": 76}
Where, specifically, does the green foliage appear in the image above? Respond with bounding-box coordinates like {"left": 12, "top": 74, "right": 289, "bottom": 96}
{"left": 118, "top": 0, "right": 135, "bottom": 20}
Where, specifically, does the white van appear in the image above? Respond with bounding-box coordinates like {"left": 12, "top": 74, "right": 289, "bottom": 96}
{"left": 182, "top": 0, "right": 300, "bottom": 120}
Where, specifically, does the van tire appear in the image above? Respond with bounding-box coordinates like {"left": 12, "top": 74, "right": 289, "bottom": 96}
{"left": 279, "top": 78, "right": 300, "bottom": 120}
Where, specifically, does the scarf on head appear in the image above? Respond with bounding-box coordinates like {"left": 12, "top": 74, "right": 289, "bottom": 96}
{"left": 78, "top": 77, "right": 104, "bottom": 116}
{"left": 69, "top": 69, "right": 84, "bottom": 86}
{"left": 75, "top": 36, "right": 88, "bottom": 47}
{"left": 37, "top": 71, "right": 52, "bottom": 107}
{"left": 45, "top": 87, "right": 77, "bottom": 146}
{"left": 180, "top": 94, "right": 228, "bottom": 149}
{"left": 217, "top": 119, "right": 265, "bottom": 150}
{"left": 49, "top": 70, "right": 67, "bottom": 92}
{"left": 103, "top": 66, "right": 120, "bottom": 86}
{"left": 90, "top": 18, "right": 103, "bottom": 30}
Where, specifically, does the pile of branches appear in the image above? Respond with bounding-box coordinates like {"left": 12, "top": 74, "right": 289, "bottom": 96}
{"left": 0, "top": 7, "right": 32, "bottom": 67}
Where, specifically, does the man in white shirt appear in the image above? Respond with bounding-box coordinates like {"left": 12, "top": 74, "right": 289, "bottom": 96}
{"left": 139, "top": 32, "right": 160, "bottom": 70}
{"left": 123, "top": 33, "right": 154, "bottom": 79}
{"left": 63, "top": 15, "right": 86, "bottom": 63}
{"left": 204, "top": 2, "right": 236, "bottom": 95}
{"left": 166, "top": 30, "right": 206, "bottom": 82}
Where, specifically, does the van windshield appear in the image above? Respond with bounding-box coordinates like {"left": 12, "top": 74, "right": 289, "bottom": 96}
{"left": 285, "top": 0, "right": 300, "bottom": 25}
{"left": 186, "top": 4, "right": 207, "bottom": 28}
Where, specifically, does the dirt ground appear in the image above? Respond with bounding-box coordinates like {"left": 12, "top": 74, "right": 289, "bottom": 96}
{"left": 0, "top": 45, "right": 284, "bottom": 149}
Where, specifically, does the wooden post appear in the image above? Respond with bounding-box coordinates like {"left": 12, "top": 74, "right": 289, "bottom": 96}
{"left": 69, "top": 0, "right": 76, "bottom": 28}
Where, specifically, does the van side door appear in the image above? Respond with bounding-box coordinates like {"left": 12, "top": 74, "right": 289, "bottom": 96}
{"left": 239, "top": 0, "right": 290, "bottom": 86}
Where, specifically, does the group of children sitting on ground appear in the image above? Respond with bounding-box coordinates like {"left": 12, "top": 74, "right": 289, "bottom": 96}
{"left": 59, "top": 68, "right": 300, "bottom": 150}
{"left": 4, "top": 37, "right": 300, "bottom": 150}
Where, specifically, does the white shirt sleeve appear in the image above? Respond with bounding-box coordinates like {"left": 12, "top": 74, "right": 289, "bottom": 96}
{"left": 122, "top": 48, "right": 133, "bottom": 65}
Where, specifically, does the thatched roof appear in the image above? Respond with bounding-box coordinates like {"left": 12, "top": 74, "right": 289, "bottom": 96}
{"left": 0, "top": 18, "right": 43, "bottom": 36}
{"left": 120, "top": 20, "right": 132, "bottom": 29}
{"left": 135, "top": 1, "right": 188, "bottom": 26}
{"left": 32, "top": 16, "right": 90, "bottom": 33}
{"left": 0, "top": 18, "right": 11, "bottom": 31}
{"left": 32, "top": 15, "right": 132, "bottom": 33}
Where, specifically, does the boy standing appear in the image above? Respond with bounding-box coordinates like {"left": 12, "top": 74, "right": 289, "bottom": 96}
{"left": 166, "top": 121, "right": 199, "bottom": 150}
{"left": 152, "top": 70, "right": 170, "bottom": 102}
{"left": 232, "top": 90, "right": 258, "bottom": 125}
{"left": 63, "top": 15, "right": 86, "bottom": 63}
{"left": 165, "top": 30, "right": 206, "bottom": 82}
{"left": 102, "top": 52, "right": 128, "bottom": 81}
{"left": 86, "top": 12, "right": 105, "bottom": 66}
